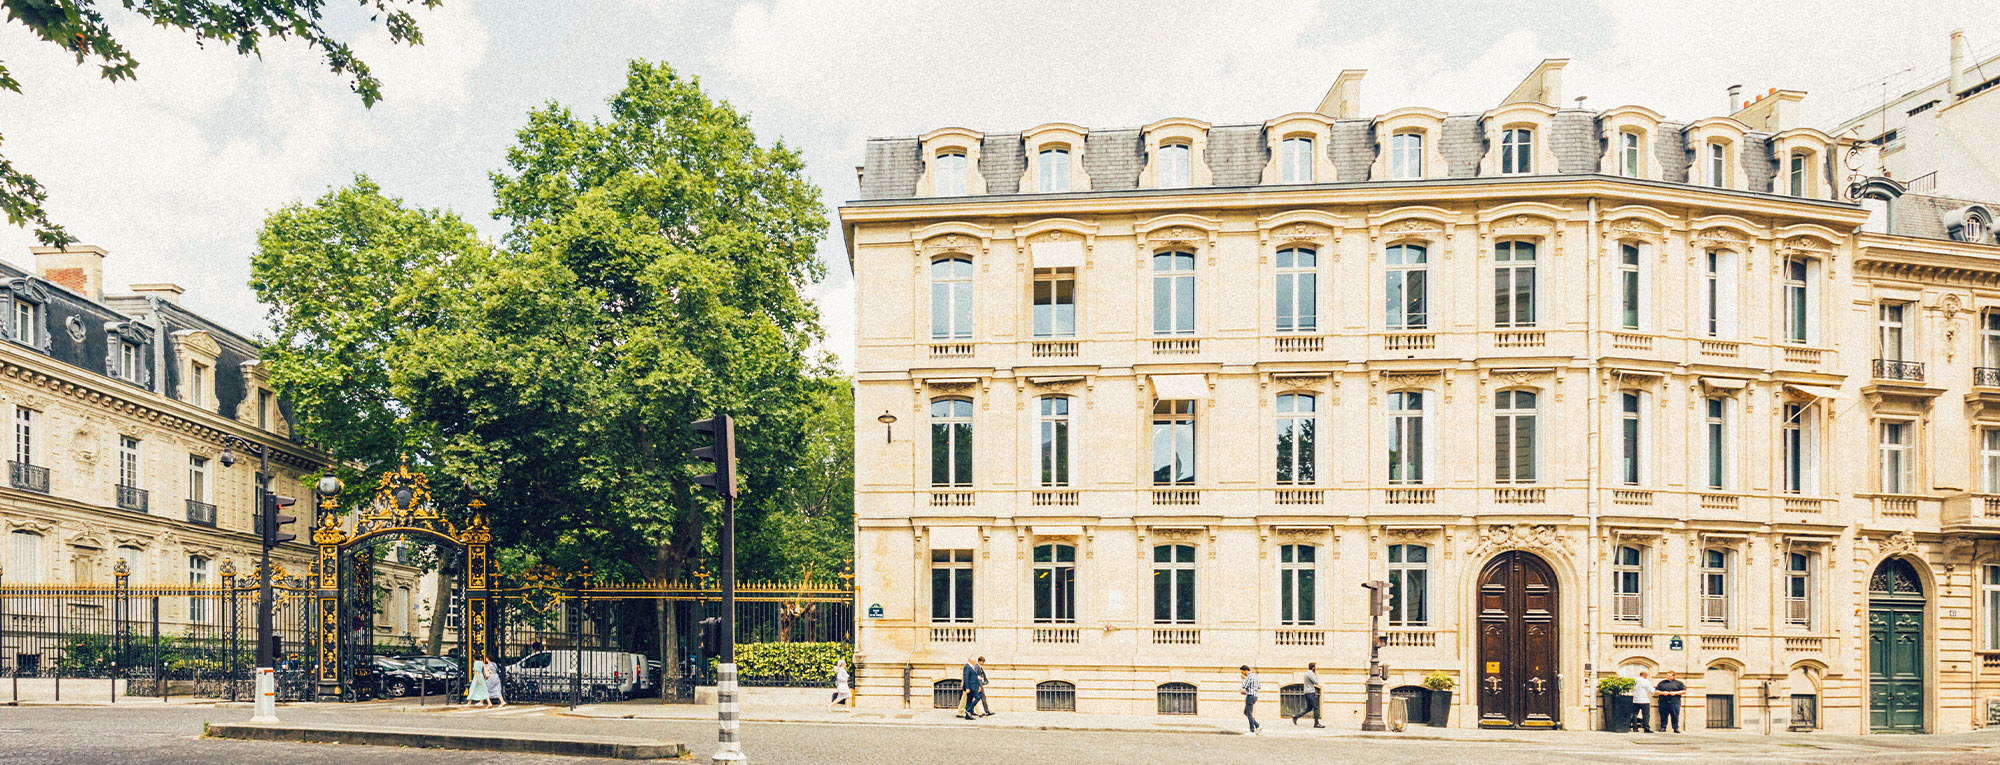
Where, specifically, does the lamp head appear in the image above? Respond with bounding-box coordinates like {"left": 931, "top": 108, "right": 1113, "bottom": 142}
{"left": 877, "top": 410, "right": 897, "bottom": 425}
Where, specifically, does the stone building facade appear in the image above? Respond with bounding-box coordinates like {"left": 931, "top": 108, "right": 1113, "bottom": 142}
{"left": 841, "top": 59, "right": 2000, "bottom": 733}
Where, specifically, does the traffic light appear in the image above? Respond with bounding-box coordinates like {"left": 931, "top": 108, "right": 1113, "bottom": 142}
{"left": 263, "top": 493, "right": 298, "bottom": 548}
{"left": 690, "top": 415, "right": 737, "bottom": 498}
{"left": 1363, "top": 580, "right": 1389, "bottom": 617}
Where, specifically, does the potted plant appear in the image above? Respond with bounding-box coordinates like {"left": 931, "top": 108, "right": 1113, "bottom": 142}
{"left": 1598, "top": 676, "right": 1637, "bottom": 732}
{"left": 1422, "top": 671, "right": 1456, "bottom": 727}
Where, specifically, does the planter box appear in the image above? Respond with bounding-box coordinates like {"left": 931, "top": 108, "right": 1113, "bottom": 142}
{"left": 1427, "top": 690, "right": 1452, "bottom": 727}
{"left": 1601, "top": 693, "right": 1634, "bottom": 732}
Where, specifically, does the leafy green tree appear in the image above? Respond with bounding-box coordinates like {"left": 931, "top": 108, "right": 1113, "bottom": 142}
{"left": 1, "top": 0, "right": 440, "bottom": 245}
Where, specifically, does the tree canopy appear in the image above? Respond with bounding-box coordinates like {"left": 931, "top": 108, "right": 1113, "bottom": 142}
{"left": 2, "top": 0, "right": 440, "bottom": 245}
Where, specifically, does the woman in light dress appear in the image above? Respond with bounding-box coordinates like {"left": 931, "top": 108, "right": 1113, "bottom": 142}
{"left": 465, "top": 658, "right": 491, "bottom": 706}
{"left": 830, "top": 659, "right": 852, "bottom": 709}
{"left": 483, "top": 658, "right": 507, "bottom": 706}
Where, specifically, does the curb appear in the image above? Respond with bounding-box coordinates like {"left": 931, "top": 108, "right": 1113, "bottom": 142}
{"left": 206, "top": 722, "right": 687, "bottom": 759}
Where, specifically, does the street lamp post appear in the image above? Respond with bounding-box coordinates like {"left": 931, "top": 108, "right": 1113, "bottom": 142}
{"left": 219, "top": 436, "right": 276, "bottom": 723}
{"left": 1361, "top": 580, "right": 1390, "bottom": 731}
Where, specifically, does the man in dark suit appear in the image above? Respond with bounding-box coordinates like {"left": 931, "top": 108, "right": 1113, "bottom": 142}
{"left": 958, "top": 657, "right": 984, "bottom": 720}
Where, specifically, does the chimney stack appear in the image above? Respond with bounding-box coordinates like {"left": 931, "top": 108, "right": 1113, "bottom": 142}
{"left": 1950, "top": 29, "right": 1970, "bottom": 98}
{"left": 1316, "top": 69, "right": 1366, "bottom": 119}
{"left": 129, "top": 283, "right": 185, "bottom": 305}
{"left": 31, "top": 245, "right": 105, "bottom": 301}
{"left": 1726, "top": 84, "right": 1742, "bottom": 114}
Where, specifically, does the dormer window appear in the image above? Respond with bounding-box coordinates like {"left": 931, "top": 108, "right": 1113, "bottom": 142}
{"left": 1280, "top": 137, "right": 1315, "bottom": 182}
{"left": 1391, "top": 132, "right": 1423, "bottom": 180}
{"left": 187, "top": 361, "right": 209, "bottom": 407}
{"left": 117, "top": 341, "right": 140, "bottom": 383}
{"left": 1707, "top": 141, "right": 1727, "bottom": 188}
{"left": 1951, "top": 206, "right": 1995, "bottom": 243}
{"left": 1619, "top": 131, "right": 1642, "bottom": 177}
{"left": 1038, "top": 148, "right": 1071, "bottom": 193}
{"left": 1500, "top": 129, "right": 1532, "bottom": 174}
{"left": 934, "top": 151, "right": 967, "bottom": 197}
{"left": 1157, "top": 143, "right": 1191, "bottom": 188}
{"left": 1967, "top": 214, "right": 1989, "bottom": 243}
{"left": 1788, "top": 152, "right": 1808, "bottom": 197}
{"left": 12, "top": 300, "right": 38, "bottom": 347}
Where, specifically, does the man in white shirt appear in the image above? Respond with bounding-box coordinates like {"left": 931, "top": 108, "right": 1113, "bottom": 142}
{"left": 1630, "top": 670, "right": 1655, "bottom": 732}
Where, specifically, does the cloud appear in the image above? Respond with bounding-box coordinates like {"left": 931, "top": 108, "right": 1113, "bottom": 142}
{"left": 353, "top": 0, "right": 493, "bottom": 109}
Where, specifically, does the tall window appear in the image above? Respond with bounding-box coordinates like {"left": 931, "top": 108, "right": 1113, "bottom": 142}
{"left": 1279, "top": 544, "right": 1316, "bottom": 626}
{"left": 1704, "top": 397, "right": 1730, "bottom": 490}
{"left": 1619, "top": 131, "right": 1642, "bottom": 177}
{"left": 1494, "top": 390, "right": 1538, "bottom": 483}
{"left": 1783, "top": 404, "right": 1818, "bottom": 494}
{"left": 1619, "top": 243, "right": 1641, "bottom": 329}
{"left": 1275, "top": 248, "right": 1317, "bottom": 332}
{"left": 187, "top": 361, "right": 208, "bottom": 404}
{"left": 1493, "top": 241, "right": 1537, "bottom": 327}
{"left": 9, "top": 530, "right": 40, "bottom": 579}
{"left": 1384, "top": 244, "right": 1428, "bottom": 329}
{"left": 930, "top": 257, "right": 973, "bottom": 340}
{"left": 1618, "top": 392, "right": 1642, "bottom": 486}
{"left": 1032, "top": 269, "right": 1076, "bottom": 338}
{"left": 1387, "top": 544, "right": 1428, "bottom": 626}
{"left": 1612, "top": 545, "right": 1643, "bottom": 623}
{"left": 1704, "top": 250, "right": 1739, "bottom": 338}
{"left": 1032, "top": 543, "right": 1075, "bottom": 623}
{"left": 1152, "top": 252, "right": 1195, "bottom": 336}
{"left": 13, "top": 406, "right": 34, "bottom": 467}
{"left": 1879, "top": 420, "right": 1913, "bottom": 494}
{"left": 116, "top": 545, "right": 141, "bottom": 584}
{"left": 1707, "top": 141, "right": 1726, "bottom": 187}
{"left": 1038, "top": 148, "right": 1070, "bottom": 193}
{"left": 394, "top": 587, "right": 412, "bottom": 634}
{"left": 934, "top": 151, "right": 967, "bottom": 196}
{"left": 930, "top": 398, "right": 973, "bottom": 487}
{"left": 1700, "top": 549, "right": 1730, "bottom": 626}
{"left": 1037, "top": 397, "right": 1071, "bottom": 487}
{"left": 1878, "top": 303, "right": 1908, "bottom": 361}
{"left": 12, "top": 299, "right": 38, "bottom": 347}
{"left": 1500, "top": 128, "right": 1532, "bottom": 174}
{"left": 1152, "top": 400, "right": 1196, "bottom": 485}
{"left": 1984, "top": 312, "right": 2000, "bottom": 370}
{"left": 1984, "top": 429, "right": 2000, "bottom": 494}
{"left": 1388, "top": 391, "right": 1424, "bottom": 484}
{"left": 1985, "top": 565, "right": 2000, "bottom": 650}
{"left": 188, "top": 555, "right": 211, "bottom": 623}
{"left": 1784, "top": 257, "right": 1811, "bottom": 344}
{"left": 1157, "top": 143, "right": 1191, "bottom": 188}
{"left": 187, "top": 455, "right": 210, "bottom": 502}
{"left": 1275, "top": 393, "right": 1316, "bottom": 485}
{"left": 257, "top": 390, "right": 273, "bottom": 430}
{"left": 1152, "top": 544, "right": 1196, "bottom": 624}
{"left": 1785, "top": 552, "right": 1814, "bottom": 628}
{"left": 1280, "top": 137, "right": 1314, "bottom": 182}
{"left": 1789, "top": 152, "right": 1808, "bottom": 197}
{"left": 929, "top": 549, "right": 974, "bottom": 623}
{"left": 1390, "top": 132, "right": 1423, "bottom": 179}
{"left": 118, "top": 436, "right": 141, "bottom": 488}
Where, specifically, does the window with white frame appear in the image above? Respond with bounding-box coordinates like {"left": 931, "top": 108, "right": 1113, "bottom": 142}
{"left": 187, "top": 454, "right": 210, "bottom": 503}
{"left": 1704, "top": 250, "right": 1739, "bottom": 338}
{"left": 1157, "top": 143, "right": 1191, "bottom": 188}
{"left": 116, "top": 545, "right": 141, "bottom": 584}
{"left": 1704, "top": 396, "right": 1731, "bottom": 490}
{"left": 185, "top": 360, "right": 207, "bottom": 403}
{"left": 1033, "top": 543, "right": 1075, "bottom": 623}
{"left": 1152, "top": 544, "right": 1196, "bottom": 624}
{"left": 1983, "top": 311, "right": 2000, "bottom": 370}
{"left": 1390, "top": 132, "right": 1423, "bottom": 179}
{"left": 1984, "top": 429, "right": 2000, "bottom": 494}
{"left": 1619, "top": 243, "right": 1642, "bottom": 329}
{"left": 1152, "top": 252, "right": 1196, "bottom": 336}
{"left": 1785, "top": 551, "right": 1814, "bottom": 629}
{"left": 1984, "top": 564, "right": 2000, "bottom": 650}
{"left": 1783, "top": 403, "right": 1818, "bottom": 495}
{"left": 1494, "top": 389, "right": 1538, "bottom": 483}
{"left": 1493, "top": 241, "right": 1537, "bottom": 327}
{"left": 1878, "top": 302, "right": 1909, "bottom": 362}
{"left": 1700, "top": 549, "right": 1730, "bottom": 626}
{"left": 1280, "top": 137, "right": 1314, "bottom": 183}
{"left": 1038, "top": 148, "right": 1071, "bottom": 193}
{"left": 12, "top": 299, "right": 39, "bottom": 347}
{"left": 930, "top": 257, "right": 973, "bottom": 341}
{"left": 1275, "top": 393, "right": 1316, "bottom": 485}
{"left": 930, "top": 398, "right": 973, "bottom": 487}
{"left": 1619, "top": 131, "right": 1642, "bottom": 177}
{"left": 118, "top": 436, "right": 141, "bottom": 488}
{"left": 930, "top": 549, "right": 974, "bottom": 623}
{"left": 1032, "top": 268, "right": 1075, "bottom": 338}
{"left": 1783, "top": 257, "right": 1811, "bottom": 344}
{"left": 1879, "top": 420, "right": 1913, "bottom": 494}
{"left": 1385, "top": 244, "right": 1428, "bottom": 329}
{"left": 257, "top": 389, "right": 273, "bottom": 431}
{"left": 1789, "top": 151, "right": 1809, "bottom": 197}
{"left": 934, "top": 151, "right": 968, "bottom": 197}
{"left": 1499, "top": 128, "right": 1532, "bottom": 174}
{"left": 13, "top": 406, "right": 35, "bottom": 467}
{"left": 1279, "top": 544, "right": 1316, "bottom": 626}
{"left": 1037, "top": 396, "right": 1071, "bottom": 488}
{"left": 1387, "top": 391, "right": 1425, "bottom": 485}
{"left": 1275, "top": 248, "right": 1317, "bottom": 332}
{"left": 1612, "top": 545, "right": 1643, "bottom": 623}
{"left": 188, "top": 555, "right": 211, "bottom": 623}
{"left": 1707, "top": 141, "right": 1727, "bottom": 188}
{"left": 1618, "top": 391, "right": 1643, "bottom": 486}
{"left": 1387, "top": 544, "right": 1428, "bottom": 626}
{"left": 9, "top": 529, "right": 41, "bottom": 579}
{"left": 1152, "top": 400, "right": 1196, "bottom": 486}
{"left": 394, "top": 586, "right": 412, "bottom": 634}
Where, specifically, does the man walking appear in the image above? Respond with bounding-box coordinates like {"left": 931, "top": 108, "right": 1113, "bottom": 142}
{"left": 1653, "top": 670, "right": 1687, "bottom": 733}
{"left": 973, "top": 656, "right": 994, "bottom": 717}
{"left": 1630, "top": 669, "right": 1655, "bottom": 732}
{"left": 1291, "top": 662, "right": 1323, "bottom": 727}
{"left": 958, "top": 657, "right": 983, "bottom": 720}
{"left": 1239, "top": 665, "right": 1261, "bottom": 735}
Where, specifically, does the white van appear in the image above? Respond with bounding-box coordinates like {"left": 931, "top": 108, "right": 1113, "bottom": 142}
{"left": 506, "top": 649, "right": 652, "bottom": 699}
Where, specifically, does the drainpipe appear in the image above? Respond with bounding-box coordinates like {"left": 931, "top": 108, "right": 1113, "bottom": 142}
{"left": 1585, "top": 196, "right": 1603, "bottom": 729}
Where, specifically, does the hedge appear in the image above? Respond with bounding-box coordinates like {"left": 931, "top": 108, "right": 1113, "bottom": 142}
{"left": 733, "top": 642, "right": 852, "bottom": 681}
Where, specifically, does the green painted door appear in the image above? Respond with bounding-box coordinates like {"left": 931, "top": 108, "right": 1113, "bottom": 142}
{"left": 1869, "top": 558, "right": 1926, "bottom": 732}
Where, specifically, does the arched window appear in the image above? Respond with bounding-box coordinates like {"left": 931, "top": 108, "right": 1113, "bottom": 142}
{"left": 1033, "top": 543, "right": 1075, "bottom": 624}
{"left": 1495, "top": 389, "right": 1538, "bottom": 484}
{"left": 1618, "top": 242, "right": 1643, "bottom": 329}
{"left": 930, "top": 257, "right": 973, "bottom": 341}
{"left": 1619, "top": 131, "right": 1643, "bottom": 177}
{"left": 1038, "top": 147, "right": 1071, "bottom": 193}
{"left": 1157, "top": 681, "right": 1197, "bottom": 715}
{"left": 1700, "top": 549, "right": 1731, "bottom": 626}
{"left": 1275, "top": 393, "right": 1316, "bottom": 485}
{"left": 1151, "top": 400, "right": 1196, "bottom": 486}
{"left": 1612, "top": 545, "right": 1644, "bottom": 623}
{"left": 932, "top": 678, "right": 965, "bottom": 709}
{"left": 1385, "top": 244, "right": 1428, "bottom": 329}
{"left": 1036, "top": 396, "right": 1071, "bottom": 488}
{"left": 1618, "top": 391, "right": 1643, "bottom": 486}
{"left": 1493, "top": 241, "right": 1537, "bottom": 328}
{"left": 1156, "top": 143, "right": 1191, "bottom": 188}
{"left": 1280, "top": 136, "right": 1315, "bottom": 182}
{"left": 1152, "top": 252, "right": 1196, "bottom": 336}
{"left": 9, "top": 529, "right": 41, "bottom": 580}
{"left": 1152, "top": 544, "right": 1196, "bottom": 624}
{"left": 1785, "top": 552, "right": 1814, "bottom": 629}
{"left": 1705, "top": 664, "right": 1739, "bottom": 728}
{"left": 1391, "top": 132, "right": 1424, "bottom": 179}
{"left": 1036, "top": 680, "right": 1077, "bottom": 712}
{"left": 1500, "top": 128, "right": 1532, "bottom": 174}
{"left": 930, "top": 397, "right": 973, "bottom": 487}
{"left": 1279, "top": 544, "right": 1316, "bottom": 625}
{"left": 1788, "top": 151, "right": 1810, "bottom": 197}
{"left": 1388, "top": 544, "right": 1428, "bottom": 626}
{"left": 1387, "top": 391, "right": 1424, "bottom": 485}
{"left": 1275, "top": 248, "right": 1316, "bottom": 332}
{"left": 934, "top": 151, "right": 968, "bottom": 197}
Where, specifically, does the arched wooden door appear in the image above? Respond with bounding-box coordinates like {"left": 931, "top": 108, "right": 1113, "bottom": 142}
{"left": 1476, "top": 550, "right": 1560, "bottom": 728}
{"left": 1868, "top": 558, "right": 1925, "bottom": 732}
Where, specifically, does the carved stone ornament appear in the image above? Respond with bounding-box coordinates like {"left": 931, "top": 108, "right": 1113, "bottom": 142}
{"left": 1879, "top": 529, "right": 1920, "bottom": 558}
{"left": 921, "top": 233, "right": 983, "bottom": 257}
{"left": 1470, "top": 524, "right": 1572, "bottom": 559}
{"left": 1939, "top": 293, "right": 1965, "bottom": 320}
{"left": 1154, "top": 528, "right": 1202, "bottom": 542}
{"left": 1381, "top": 220, "right": 1443, "bottom": 236}
{"left": 1694, "top": 227, "right": 1749, "bottom": 247}
{"left": 1608, "top": 218, "right": 1664, "bottom": 239}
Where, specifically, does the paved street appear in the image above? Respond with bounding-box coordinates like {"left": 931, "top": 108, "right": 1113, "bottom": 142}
{"left": 9, "top": 702, "right": 2000, "bottom": 764}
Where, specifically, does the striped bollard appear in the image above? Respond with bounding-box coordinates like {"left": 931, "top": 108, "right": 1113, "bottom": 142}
{"left": 713, "top": 662, "right": 745, "bottom": 763}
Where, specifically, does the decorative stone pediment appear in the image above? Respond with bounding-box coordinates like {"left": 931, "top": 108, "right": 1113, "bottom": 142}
{"left": 1877, "top": 529, "right": 1920, "bottom": 558}
{"left": 1777, "top": 235, "right": 1834, "bottom": 258}
{"left": 172, "top": 329, "right": 219, "bottom": 358}
{"left": 1470, "top": 524, "right": 1574, "bottom": 560}
{"left": 1606, "top": 217, "right": 1665, "bottom": 241}
{"left": 912, "top": 222, "right": 994, "bottom": 259}
{"left": 1256, "top": 210, "right": 1344, "bottom": 250}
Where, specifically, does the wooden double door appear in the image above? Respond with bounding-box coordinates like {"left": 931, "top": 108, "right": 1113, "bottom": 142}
{"left": 1476, "top": 551, "right": 1560, "bottom": 729}
{"left": 1868, "top": 558, "right": 1926, "bottom": 732}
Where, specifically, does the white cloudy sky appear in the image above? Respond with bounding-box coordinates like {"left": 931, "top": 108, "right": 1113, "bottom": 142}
{"left": 1, "top": 0, "right": 1994, "bottom": 368}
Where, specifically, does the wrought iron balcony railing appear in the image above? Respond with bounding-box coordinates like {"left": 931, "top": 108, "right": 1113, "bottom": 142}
{"left": 9, "top": 461, "right": 48, "bottom": 493}
{"left": 1872, "top": 358, "right": 1925, "bottom": 383}
{"left": 1976, "top": 367, "right": 2000, "bottom": 388}
{"left": 185, "top": 499, "right": 217, "bottom": 527}
{"left": 115, "top": 484, "right": 149, "bottom": 513}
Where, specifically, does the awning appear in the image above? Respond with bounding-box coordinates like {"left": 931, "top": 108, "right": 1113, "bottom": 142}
{"left": 1150, "top": 374, "right": 1207, "bottom": 400}
{"left": 1785, "top": 383, "right": 1841, "bottom": 401}
{"left": 1031, "top": 240, "right": 1085, "bottom": 269}
{"left": 1031, "top": 525, "right": 1083, "bottom": 537}
{"left": 927, "top": 526, "right": 980, "bottom": 550}
{"left": 1699, "top": 377, "right": 1749, "bottom": 392}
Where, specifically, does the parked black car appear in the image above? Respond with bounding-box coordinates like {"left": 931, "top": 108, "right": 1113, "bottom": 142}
{"left": 357, "top": 656, "right": 437, "bottom": 699}
{"left": 394, "top": 655, "right": 465, "bottom": 695}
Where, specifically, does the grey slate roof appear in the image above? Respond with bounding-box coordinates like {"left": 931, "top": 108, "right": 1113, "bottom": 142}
{"left": 1440, "top": 115, "right": 1485, "bottom": 178}
{"left": 1552, "top": 110, "right": 1601, "bottom": 173}
{"left": 1742, "top": 132, "right": 1775, "bottom": 194}
{"left": 859, "top": 138, "right": 920, "bottom": 199}
{"left": 1205, "top": 125, "right": 1268, "bottom": 186}
{"left": 1894, "top": 194, "right": 1965, "bottom": 240}
{"left": 981, "top": 134, "right": 1024, "bottom": 194}
{"left": 1331, "top": 119, "right": 1375, "bottom": 181}
{"left": 1083, "top": 129, "right": 1142, "bottom": 191}
{"left": 1655, "top": 122, "right": 1690, "bottom": 183}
